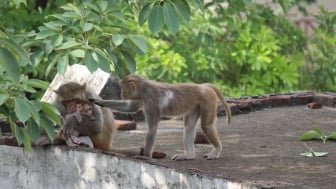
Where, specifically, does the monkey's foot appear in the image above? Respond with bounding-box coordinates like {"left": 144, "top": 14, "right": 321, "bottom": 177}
{"left": 65, "top": 141, "right": 79, "bottom": 147}
{"left": 70, "top": 136, "right": 81, "bottom": 144}
{"left": 171, "top": 153, "right": 195, "bottom": 161}
{"left": 203, "top": 154, "right": 219, "bottom": 160}
{"left": 78, "top": 136, "right": 94, "bottom": 148}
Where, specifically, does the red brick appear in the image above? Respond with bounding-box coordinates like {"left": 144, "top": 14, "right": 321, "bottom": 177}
{"left": 268, "top": 95, "right": 292, "bottom": 107}
{"left": 194, "top": 131, "right": 209, "bottom": 144}
{"left": 115, "top": 120, "right": 137, "bottom": 131}
{"left": 307, "top": 102, "right": 322, "bottom": 109}
{"left": 252, "top": 98, "right": 271, "bottom": 110}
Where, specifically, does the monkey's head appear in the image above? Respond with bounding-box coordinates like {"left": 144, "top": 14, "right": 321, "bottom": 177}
{"left": 80, "top": 101, "right": 94, "bottom": 115}
{"left": 54, "top": 82, "right": 87, "bottom": 113}
{"left": 120, "top": 74, "right": 144, "bottom": 100}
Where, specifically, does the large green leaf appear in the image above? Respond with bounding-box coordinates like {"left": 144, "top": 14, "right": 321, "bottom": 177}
{"left": 0, "top": 47, "right": 21, "bottom": 83}
{"left": 61, "top": 3, "right": 83, "bottom": 17}
{"left": 163, "top": 2, "right": 180, "bottom": 34}
{"left": 98, "top": 1, "right": 108, "bottom": 12}
{"left": 44, "top": 21, "right": 65, "bottom": 31}
{"left": 70, "top": 49, "right": 85, "bottom": 58}
{"left": 0, "top": 38, "right": 30, "bottom": 66}
{"left": 173, "top": 0, "right": 190, "bottom": 25}
{"left": 0, "top": 94, "right": 9, "bottom": 106}
{"left": 128, "top": 35, "right": 148, "bottom": 54}
{"left": 27, "top": 101, "right": 41, "bottom": 125}
{"left": 112, "top": 34, "right": 125, "bottom": 46}
{"left": 57, "top": 54, "right": 69, "bottom": 75}
{"left": 35, "top": 30, "right": 57, "bottom": 39}
{"left": 26, "top": 79, "right": 49, "bottom": 90}
{"left": 40, "top": 115, "right": 56, "bottom": 141}
{"left": 121, "top": 51, "right": 136, "bottom": 73}
{"left": 95, "top": 49, "right": 111, "bottom": 72}
{"left": 40, "top": 102, "right": 61, "bottom": 126}
{"left": 56, "top": 40, "right": 80, "bottom": 50}
{"left": 82, "top": 22, "right": 93, "bottom": 32}
{"left": 14, "top": 125, "right": 24, "bottom": 145}
{"left": 139, "top": 3, "right": 154, "bottom": 26}
{"left": 85, "top": 51, "right": 99, "bottom": 72}
{"left": 51, "top": 35, "right": 63, "bottom": 47}
{"left": 30, "top": 48, "right": 44, "bottom": 65}
{"left": 22, "top": 128, "right": 32, "bottom": 152}
{"left": 28, "top": 119, "right": 40, "bottom": 141}
{"left": 14, "top": 97, "right": 32, "bottom": 123}
{"left": 148, "top": 4, "right": 164, "bottom": 34}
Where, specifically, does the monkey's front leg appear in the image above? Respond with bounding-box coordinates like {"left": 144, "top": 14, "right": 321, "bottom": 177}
{"left": 143, "top": 115, "right": 160, "bottom": 157}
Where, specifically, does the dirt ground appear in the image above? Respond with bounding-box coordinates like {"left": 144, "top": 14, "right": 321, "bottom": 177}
{"left": 113, "top": 105, "right": 336, "bottom": 189}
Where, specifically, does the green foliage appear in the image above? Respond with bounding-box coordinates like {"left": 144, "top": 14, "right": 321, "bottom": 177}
{"left": 25, "top": 0, "right": 147, "bottom": 77}
{"left": 0, "top": 31, "right": 61, "bottom": 151}
{"left": 138, "top": 0, "right": 190, "bottom": 35}
{"left": 136, "top": 38, "right": 187, "bottom": 83}
{"left": 301, "top": 7, "right": 336, "bottom": 92}
{"left": 148, "top": 1, "right": 306, "bottom": 97}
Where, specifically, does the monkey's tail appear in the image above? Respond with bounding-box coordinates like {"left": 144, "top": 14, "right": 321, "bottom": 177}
{"left": 206, "top": 84, "right": 232, "bottom": 126}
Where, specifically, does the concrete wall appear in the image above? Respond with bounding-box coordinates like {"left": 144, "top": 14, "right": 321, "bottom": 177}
{"left": 0, "top": 145, "right": 255, "bottom": 189}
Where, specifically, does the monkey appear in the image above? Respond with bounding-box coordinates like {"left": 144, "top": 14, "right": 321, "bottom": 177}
{"left": 92, "top": 74, "right": 232, "bottom": 160}
{"left": 60, "top": 100, "right": 96, "bottom": 147}
{"left": 73, "top": 100, "right": 96, "bottom": 124}
{"left": 79, "top": 101, "right": 96, "bottom": 121}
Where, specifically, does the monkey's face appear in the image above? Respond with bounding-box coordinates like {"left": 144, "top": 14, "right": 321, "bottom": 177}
{"left": 81, "top": 103, "right": 93, "bottom": 116}
{"left": 120, "top": 80, "right": 139, "bottom": 99}
{"left": 55, "top": 82, "right": 87, "bottom": 113}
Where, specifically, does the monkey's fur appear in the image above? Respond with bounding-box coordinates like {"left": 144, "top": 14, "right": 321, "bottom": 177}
{"left": 93, "top": 74, "right": 232, "bottom": 160}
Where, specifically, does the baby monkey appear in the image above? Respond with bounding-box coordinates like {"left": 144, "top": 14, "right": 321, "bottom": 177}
{"left": 75, "top": 100, "right": 96, "bottom": 124}
{"left": 62, "top": 100, "right": 96, "bottom": 147}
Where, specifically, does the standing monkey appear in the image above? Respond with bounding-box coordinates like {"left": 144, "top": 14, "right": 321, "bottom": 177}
{"left": 93, "top": 74, "right": 232, "bottom": 160}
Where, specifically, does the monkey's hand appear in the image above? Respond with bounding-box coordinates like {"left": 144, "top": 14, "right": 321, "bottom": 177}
{"left": 62, "top": 124, "right": 75, "bottom": 139}
{"left": 89, "top": 98, "right": 105, "bottom": 107}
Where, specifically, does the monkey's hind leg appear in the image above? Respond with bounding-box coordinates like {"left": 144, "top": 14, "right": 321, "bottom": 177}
{"left": 171, "top": 109, "right": 199, "bottom": 161}
{"left": 200, "top": 103, "right": 222, "bottom": 160}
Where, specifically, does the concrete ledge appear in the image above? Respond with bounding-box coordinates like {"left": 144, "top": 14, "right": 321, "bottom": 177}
{"left": 0, "top": 145, "right": 254, "bottom": 189}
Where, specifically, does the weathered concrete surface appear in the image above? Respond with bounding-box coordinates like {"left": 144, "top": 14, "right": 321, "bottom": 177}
{"left": 113, "top": 106, "right": 336, "bottom": 189}
{"left": 1, "top": 106, "right": 336, "bottom": 189}
{"left": 0, "top": 145, "right": 249, "bottom": 189}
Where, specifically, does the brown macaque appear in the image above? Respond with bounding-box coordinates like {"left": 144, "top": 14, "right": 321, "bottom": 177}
{"left": 34, "top": 82, "right": 141, "bottom": 156}
{"left": 92, "top": 74, "right": 232, "bottom": 160}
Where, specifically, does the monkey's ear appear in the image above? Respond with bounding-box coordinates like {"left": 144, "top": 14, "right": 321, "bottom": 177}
{"left": 129, "top": 81, "right": 136, "bottom": 90}
{"left": 81, "top": 83, "right": 87, "bottom": 91}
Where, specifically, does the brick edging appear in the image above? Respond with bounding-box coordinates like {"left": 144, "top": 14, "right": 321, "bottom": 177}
{"left": 217, "top": 92, "right": 336, "bottom": 116}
